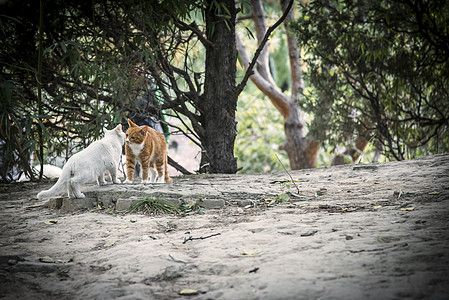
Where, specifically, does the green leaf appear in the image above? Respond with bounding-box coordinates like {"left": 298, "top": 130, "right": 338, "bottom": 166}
{"left": 60, "top": 41, "right": 67, "bottom": 53}
{"left": 277, "top": 193, "right": 290, "bottom": 202}
{"left": 245, "top": 27, "right": 255, "bottom": 40}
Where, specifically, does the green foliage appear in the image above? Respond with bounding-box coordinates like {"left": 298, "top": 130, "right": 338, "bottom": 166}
{"left": 235, "top": 91, "right": 290, "bottom": 173}
{"left": 0, "top": 80, "right": 32, "bottom": 181}
{"left": 0, "top": 0, "right": 211, "bottom": 180}
{"left": 178, "top": 198, "right": 206, "bottom": 216}
{"left": 293, "top": 0, "right": 449, "bottom": 160}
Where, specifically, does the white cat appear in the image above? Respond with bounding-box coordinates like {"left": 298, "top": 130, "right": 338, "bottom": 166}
{"left": 18, "top": 164, "right": 62, "bottom": 182}
{"left": 37, "top": 124, "right": 126, "bottom": 199}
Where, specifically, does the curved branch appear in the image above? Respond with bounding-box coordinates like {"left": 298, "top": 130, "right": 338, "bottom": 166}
{"left": 236, "top": 34, "right": 290, "bottom": 119}
{"left": 175, "top": 21, "right": 214, "bottom": 48}
{"left": 234, "top": 0, "right": 294, "bottom": 99}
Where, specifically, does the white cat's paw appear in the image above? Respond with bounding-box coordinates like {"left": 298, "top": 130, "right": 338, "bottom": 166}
{"left": 142, "top": 180, "right": 151, "bottom": 184}
{"left": 113, "top": 179, "right": 121, "bottom": 184}
{"left": 123, "top": 179, "right": 133, "bottom": 184}
{"left": 99, "top": 180, "right": 108, "bottom": 186}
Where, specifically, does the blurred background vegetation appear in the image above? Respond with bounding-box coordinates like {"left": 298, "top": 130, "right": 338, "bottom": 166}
{"left": 1, "top": 0, "right": 448, "bottom": 181}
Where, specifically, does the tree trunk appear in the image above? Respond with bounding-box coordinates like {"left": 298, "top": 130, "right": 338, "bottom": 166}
{"left": 284, "top": 103, "right": 320, "bottom": 169}
{"left": 200, "top": 0, "right": 238, "bottom": 173}
{"left": 236, "top": 0, "right": 319, "bottom": 170}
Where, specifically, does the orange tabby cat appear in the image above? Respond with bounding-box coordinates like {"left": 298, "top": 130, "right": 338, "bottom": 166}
{"left": 124, "top": 119, "right": 172, "bottom": 184}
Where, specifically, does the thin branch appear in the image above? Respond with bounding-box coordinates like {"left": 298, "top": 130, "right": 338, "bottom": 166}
{"left": 164, "top": 111, "right": 203, "bottom": 147}
{"left": 183, "top": 233, "right": 221, "bottom": 244}
{"left": 237, "top": 13, "right": 254, "bottom": 22}
{"left": 175, "top": 21, "right": 214, "bottom": 48}
{"left": 235, "top": 34, "right": 290, "bottom": 118}
{"left": 168, "top": 156, "right": 193, "bottom": 175}
{"left": 234, "top": 0, "right": 294, "bottom": 99}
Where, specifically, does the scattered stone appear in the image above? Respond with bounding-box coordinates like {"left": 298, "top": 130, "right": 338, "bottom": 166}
{"left": 8, "top": 259, "right": 18, "bottom": 265}
{"left": 115, "top": 199, "right": 133, "bottom": 212}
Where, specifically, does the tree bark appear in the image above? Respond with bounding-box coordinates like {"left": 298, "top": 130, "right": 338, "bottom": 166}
{"left": 280, "top": 0, "right": 303, "bottom": 100}
{"left": 236, "top": 0, "right": 319, "bottom": 169}
{"left": 199, "top": 0, "right": 238, "bottom": 173}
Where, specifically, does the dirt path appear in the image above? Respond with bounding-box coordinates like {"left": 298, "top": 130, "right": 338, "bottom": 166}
{"left": 1, "top": 154, "right": 448, "bottom": 299}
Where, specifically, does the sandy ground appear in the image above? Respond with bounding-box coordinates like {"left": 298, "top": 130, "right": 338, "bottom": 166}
{"left": 0, "top": 154, "right": 448, "bottom": 300}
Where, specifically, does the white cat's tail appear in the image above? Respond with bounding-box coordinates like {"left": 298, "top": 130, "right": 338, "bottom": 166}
{"left": 37, "top": 173, "right": 69, "bottom": 199}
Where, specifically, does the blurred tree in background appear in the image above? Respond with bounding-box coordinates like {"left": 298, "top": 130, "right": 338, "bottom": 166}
{"left": 236, "top": 0, "right": 320, "bottom": 170}
{"left": 293, "top": 0, "right": 449, "bottom": 161}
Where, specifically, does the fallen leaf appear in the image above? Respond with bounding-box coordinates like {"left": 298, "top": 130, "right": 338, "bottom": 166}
{"left": 400, "top": 207, "right": 415, "bottom": 211}
{"left": 130, "top": 218, "right": 137, "bottom": 223}
{"left": 372, "top": 205, "right": 382, "bottom": 210}
{"left": 104, "top": 241, "right": 116, "bottom": 247}
{"left": 242, "top": 249, "right": 263, "bottom": 257}
{"left": 267, "top": 199, "right": 276, "bottom": 206}
{"left": 429, "top": 191, "right": 440, "bottom": 195}
{"left": 44, "top": 220, "right": 58, "bottom": 225}
{"left": 179, "top": 289, "right": 199, "bottom": 296}
{"left": 39, "top": 256, "right": 55, "bottom": 263}
{"left": 374, "top": 181, "right": 380, "bottom": 184}
{"left": 118, "top": 225, "right": 128, "bottom": 229}
{"left": 97, "top": 204, "right": 102, "bottom": 210}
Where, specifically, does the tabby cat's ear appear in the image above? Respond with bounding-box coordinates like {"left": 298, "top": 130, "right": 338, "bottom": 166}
{"left": 128, "top": 119, "right": 138, "bottom": 127}
{"left": 139, "top": 129, "right": 146, "bottom": 136}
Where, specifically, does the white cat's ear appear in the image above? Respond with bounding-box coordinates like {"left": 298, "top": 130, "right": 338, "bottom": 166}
{"left": 115, "top": 124, "right": 122, "bottom": 132}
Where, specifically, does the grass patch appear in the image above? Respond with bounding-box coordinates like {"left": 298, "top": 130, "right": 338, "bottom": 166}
{"left": 128, "top": 197, "right": 180, "bottom": 215}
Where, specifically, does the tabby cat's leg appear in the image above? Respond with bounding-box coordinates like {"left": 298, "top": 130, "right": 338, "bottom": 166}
{"left": 149, "top": 166, "right": 158, "bottom": 183}
{"left": 124, "top": 153, "right": 136, "bottom": 184}
{"left": 139, "top": 155, "right": 150, "bottom": 184}
{"left": 156, "top": 163, "right": 165, "bottom": 183}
